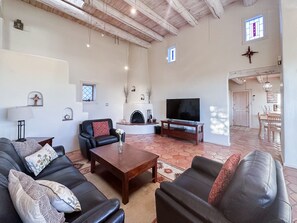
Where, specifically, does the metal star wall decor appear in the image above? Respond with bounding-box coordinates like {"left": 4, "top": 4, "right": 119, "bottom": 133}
{"left": 242, "top": 46, "right": 258, "bottom": 64}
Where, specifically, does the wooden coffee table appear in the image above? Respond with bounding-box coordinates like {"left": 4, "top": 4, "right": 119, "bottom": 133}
{"left": 90, "top": 143, "right": 159, "bottom": 204}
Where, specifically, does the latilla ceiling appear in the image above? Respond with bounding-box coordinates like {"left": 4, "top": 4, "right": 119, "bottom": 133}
{"left": 21, "top": 0, "right": 258, "bottom": 48}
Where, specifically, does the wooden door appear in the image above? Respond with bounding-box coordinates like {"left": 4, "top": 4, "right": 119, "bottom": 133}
{"left": 233, "top": 91, "right": 249, "bottom": 127}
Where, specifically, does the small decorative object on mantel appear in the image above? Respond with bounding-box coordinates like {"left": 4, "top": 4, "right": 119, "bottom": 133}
{"left": 13, "top": 19, "right": 24, "bottom": 30}
{"left": 242, "top": 46, "right": 258, "bottom": 64}
{"left": 27, "top": 91, "right": 43, "bottom": 106}
{"left": 131, "top": 86, "right": 136, "bottom": 92}
{"left": 62, "top": 107, "right": 73, "bottom": 121}
{"left": 124, "top": 86, "right": 129, "bottom": 103}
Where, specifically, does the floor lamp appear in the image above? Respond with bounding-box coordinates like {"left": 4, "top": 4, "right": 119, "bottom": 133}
{"left": 7, "top": 106, "right": 33, "bottom": 142}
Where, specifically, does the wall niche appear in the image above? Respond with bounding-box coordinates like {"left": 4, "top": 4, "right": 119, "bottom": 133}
{"left": 62, "top": 107, "right": 73, "bottom": 121}
{"left": 27, "top": 91, "right": 43, "bottom": 106}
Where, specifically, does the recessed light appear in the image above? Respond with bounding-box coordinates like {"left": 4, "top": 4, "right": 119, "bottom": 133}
{"left": 124, "top": 66, "right": 129, "bottom": 70}
{"left": 86, "top": 43, "right": 91, "bottom": 48}
{"left": 101, "top": 33, "right": 105, "bottom": 37}
{"left": 130, "top": 7, "right": 137, "bottom": 15}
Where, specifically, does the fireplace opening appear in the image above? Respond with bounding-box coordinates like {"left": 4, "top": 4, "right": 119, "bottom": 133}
{"left": 130, "top": 110, "right": 145, "bottom": 123}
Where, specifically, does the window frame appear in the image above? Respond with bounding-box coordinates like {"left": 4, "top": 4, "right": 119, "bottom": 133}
{"left": 242, "top": 14, "right": 266, "bottom": 44}
{"left": 167, "top": 46, "right": 176, "bottom": 63}
{"left": 81, "top": 83, "right": 96, "bottom": 102}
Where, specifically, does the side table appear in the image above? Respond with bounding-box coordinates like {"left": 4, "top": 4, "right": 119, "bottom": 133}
{"left": 26, "top": 137, "right": 54, "bottom": 146}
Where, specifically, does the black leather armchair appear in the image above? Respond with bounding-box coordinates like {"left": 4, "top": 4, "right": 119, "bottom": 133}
{"left": 78, "top": 119, "right": 125, "bottom": 160}
{"left": 155, "top": 150, "right": 292, "bottom": 223}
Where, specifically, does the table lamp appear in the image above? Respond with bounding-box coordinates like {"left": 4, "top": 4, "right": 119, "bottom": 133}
{"left": 7, "top": 106, "right": 33, "bottom": 142}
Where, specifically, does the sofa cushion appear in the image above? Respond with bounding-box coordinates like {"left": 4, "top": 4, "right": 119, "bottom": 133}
{"left": 173, "top": 168, "right": 215, "bottom": 202}
{"left": 37, "top": 180, "right": 81, "bottom": 213}
{"left": 95, "top": 135, "right": 118, "bottom": 147}
{"left": 12, "top": 139, "right": 42, "bottom": 173}
{"left": 25, "top": 144, "right": 58, "bottom": 176}
{"left": 93, "top": 121, "right": 110, "bottom": 137}
{"left": 208, "top": 154, "right": 240, "bottom": 206}
{"left": 8, "top": 170, "right": 65, "bottom": 223}
{"left": 219, "top": 150, "right": 277, "bottom": 223}
{"left": 0, "top": 151, "right": 22, "bottom": 177}
{"left": 0, "top": 138, "right": 26, "bottom": 172}
{"left": 35, "top": 165, "right": 86, "bottom": 189}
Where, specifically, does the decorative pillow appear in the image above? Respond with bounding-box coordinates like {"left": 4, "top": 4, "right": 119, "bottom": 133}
{"left": 12, "top": 139, "right": 42, "bottom": 172}
{"left": 36, "top": 180, "right": 81, "bottom": 213}
{"left": 8, "top": 169, "right": 65, "bottom": 223}
{"left": 92, "top": 121, "right": 110, "bottom": 137}
{"left": 208, "top": 154, "right": 241, "bottom": 206}
{"left": 25, "top": 144, "right": 58, "bottom": 176}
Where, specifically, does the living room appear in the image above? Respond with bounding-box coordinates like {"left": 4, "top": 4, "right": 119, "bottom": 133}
{"left": 0, "top": 0, "right": 297, "bottom": 222}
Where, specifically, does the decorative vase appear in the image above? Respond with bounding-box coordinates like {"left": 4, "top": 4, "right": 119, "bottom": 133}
{"left": 118, "top": 135, "right": 123, "bottom": 153}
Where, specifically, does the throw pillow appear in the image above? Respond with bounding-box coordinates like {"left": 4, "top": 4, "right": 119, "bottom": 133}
{"left": 37, "top": 180, "right": 81, "bottom": 213}
{"left": 208, "top": 153, "right": 241, "bottom": 206}
{"left": 25, "top": 144, "right": 58, "bottom": 176}
{"left": 92, "top": 121, "right": 110, "bottom": 137}
{"left": 8, "top": 169, "right": 65, "bottom": 223}
{"left": 12, "top": 139, "right": 42, "bottom": 172}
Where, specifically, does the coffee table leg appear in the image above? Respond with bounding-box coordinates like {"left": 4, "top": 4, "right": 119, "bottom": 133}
{"left": 91, "top": 156, "right": 95, "bottom": 173}
{"left": 122, "top": 174, "right": 129, "bottom": 204}
{"left": 152, "top": 161, "right": 157, "bottom": 183}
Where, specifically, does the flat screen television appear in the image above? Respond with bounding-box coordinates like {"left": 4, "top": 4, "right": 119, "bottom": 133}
{"left": 166, "top": 98, "right": 200, "bottom": 122}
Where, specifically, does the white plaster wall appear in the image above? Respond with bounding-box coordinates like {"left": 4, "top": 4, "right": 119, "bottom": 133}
{"left": 280, "top": 0, "right": 297, "bottom": 168}
{"left": 0, "top": 49, "right": 88, "bottom": 152}
{"left": 2, "top": 0, "right": 128, "bottom": 123}
{"left": 127, "top": 44, "right": 150, "bottom": 104}
{"left": 229, "top": 77, "right": 281, "bottom": 128}
{"left": 148, "top": 0, "right": 281, "bottom": 146}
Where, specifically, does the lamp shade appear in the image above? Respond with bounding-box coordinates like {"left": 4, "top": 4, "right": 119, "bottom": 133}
{"left": 7, "top": 106, "right": 33, "bottom": 121}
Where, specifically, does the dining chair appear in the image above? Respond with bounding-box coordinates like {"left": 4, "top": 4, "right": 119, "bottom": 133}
{"left": 267, "top": 114, "right": 282, "bottom": 142}
{"left": 258, "top": 112, "right": 268, "bottom": 138}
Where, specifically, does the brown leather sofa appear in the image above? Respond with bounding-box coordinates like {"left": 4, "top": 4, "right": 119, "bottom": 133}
{"left": 0, "top": 138, "right": 125, "bottom": 223}
{"left": 78, "top": 119, "right": 125, "bottom": 160}
{"left": 155, "top": 150, "right": 292, "bottom": 223}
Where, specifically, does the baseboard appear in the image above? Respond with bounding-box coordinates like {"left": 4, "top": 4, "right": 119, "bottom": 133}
{"left": 284, "top": 163, "right": 297, "bottom": 169}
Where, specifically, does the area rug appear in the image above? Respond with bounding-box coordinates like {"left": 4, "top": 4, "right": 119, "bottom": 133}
{"left": 71, "top": 155, "right": 184, "bottom": 223}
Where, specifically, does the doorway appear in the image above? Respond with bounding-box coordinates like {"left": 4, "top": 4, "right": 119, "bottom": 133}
{"left": 232, "top": 91, "right": 249, "bottom": 127}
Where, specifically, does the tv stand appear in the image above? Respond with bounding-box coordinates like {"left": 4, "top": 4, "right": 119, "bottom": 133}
{"left": 161, "top": 120, "right": 204, "bottom": 145}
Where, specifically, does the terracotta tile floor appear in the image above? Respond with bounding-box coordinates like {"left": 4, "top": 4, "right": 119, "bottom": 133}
{"left": 124, "top": 126, "right": 297, "bottom": 222}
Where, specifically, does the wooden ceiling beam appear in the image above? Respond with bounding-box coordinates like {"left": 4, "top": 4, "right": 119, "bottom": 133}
{"left": 122, "top": 0, "right": 178, "bottom": 35}
{"left": 36, "top": 0, "right": 151, "bottom": 48}
{"left": 165, "top": 0, "right": 198, "bottom": 26}
{"left": 203, "top": 0, "right": 224, "bottom": 19}
{"left": 243, "top": 0, "right": 258, "bottom": 6}
{"left": 81, "top": 0, "right": 163, "bottom": 41}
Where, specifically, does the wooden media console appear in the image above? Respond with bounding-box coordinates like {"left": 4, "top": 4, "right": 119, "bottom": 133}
{"left": 161, "top": 120, "right": 204, "bottom": 145}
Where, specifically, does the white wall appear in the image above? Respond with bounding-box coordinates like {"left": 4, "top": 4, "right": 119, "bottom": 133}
{"left": 148, "top": 0, "right": 281, "bottom": 146}
{"left": 229, "top": 77, "right": 281, "bottom": 128}
{"left": 0, "top": 49, "right": 88, "bottom": 152}
{"left": 2, "top": 0, "right": 129, "bottom": 123}
{"left": 280, "top": 0, "right": 297, "bottom": 168}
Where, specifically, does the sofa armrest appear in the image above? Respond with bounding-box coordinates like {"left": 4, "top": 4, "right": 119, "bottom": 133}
{"left": 158, "top": 182, "right": 230, "bottom": 223}
{"left": 53, "top": 145, "right": 65, "bottom": 156}
{"left": 70, "top": 199, "right": 124, "bottom": 223}
{"left": 191, "top": 156, "right": 223, "bottom": 178}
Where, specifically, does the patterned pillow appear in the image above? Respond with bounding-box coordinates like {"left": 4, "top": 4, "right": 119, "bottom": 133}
{"left": 92, "top": 121, "right": 110, "bottom": 137}
{"left": 25, "top": 144, "right": 58, "bottom": 176}
{"left": 12, "top": 139, "right": 42, "bottom": 172}
{"left": 208, "top": 154, "right": 241, "bottom": 206}
{"left": 8, "top": 170, "right": 65, "bottom": 223}
{"left": 37, "top": 180, "right": 81, "bottom": 213}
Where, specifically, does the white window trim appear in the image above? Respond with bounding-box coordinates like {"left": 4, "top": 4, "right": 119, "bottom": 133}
{"left": 242, "top": 14, "right": 267, "bottom": 45}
